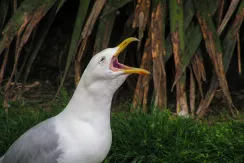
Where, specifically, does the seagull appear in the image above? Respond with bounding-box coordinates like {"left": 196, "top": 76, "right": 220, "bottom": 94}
{"left": 0, "top": 37, "right": 150, "bottom": 163}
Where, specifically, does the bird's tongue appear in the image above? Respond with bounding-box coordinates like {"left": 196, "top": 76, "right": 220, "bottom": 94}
{"left": 112, "top": 58, "right": 125, "bottom": 69}
{"left": 111, "top": 57, "right": 150, "bottom": 75}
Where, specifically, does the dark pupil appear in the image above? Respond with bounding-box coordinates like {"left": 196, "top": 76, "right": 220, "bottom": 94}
{"left": 101, "top": 57, "right": 105, "bottom": 61}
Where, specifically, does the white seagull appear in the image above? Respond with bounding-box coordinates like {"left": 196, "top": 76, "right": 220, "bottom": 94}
{"left": 0, "top": 37, "right": 150, "bottom": 163}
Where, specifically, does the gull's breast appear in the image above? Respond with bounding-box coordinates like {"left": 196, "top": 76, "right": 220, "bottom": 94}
{"left": 55, "top": 118, "right": 112, "bottom": 163}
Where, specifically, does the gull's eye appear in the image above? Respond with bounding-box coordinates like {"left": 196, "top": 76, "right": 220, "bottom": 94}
{"left": 100, "top": 56, "right": 105, "bottom": 63}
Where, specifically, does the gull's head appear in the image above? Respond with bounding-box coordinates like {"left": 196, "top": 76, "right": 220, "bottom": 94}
{"left": 81, "top": 37, "right": 150, "bottom": 97}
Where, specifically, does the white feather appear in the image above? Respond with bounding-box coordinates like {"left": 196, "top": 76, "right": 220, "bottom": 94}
{"left": 54, "top": 48, "right": 126, "bottom": 163}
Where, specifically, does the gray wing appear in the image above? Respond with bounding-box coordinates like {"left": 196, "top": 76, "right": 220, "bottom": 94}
{"left": 2, "top": 118, "right": 63, "bottom": 163}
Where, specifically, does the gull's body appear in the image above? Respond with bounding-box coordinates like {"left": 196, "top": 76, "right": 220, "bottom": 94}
{"left": 0, "top": 38, "right": 149, "bottom": 163}
{"left": 54, "top": 78, "right": 114, "bottom": 163}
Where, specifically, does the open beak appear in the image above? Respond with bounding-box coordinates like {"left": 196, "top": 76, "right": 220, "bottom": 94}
{"left": 110, "top": 37, "right": 150, "bottom": 75}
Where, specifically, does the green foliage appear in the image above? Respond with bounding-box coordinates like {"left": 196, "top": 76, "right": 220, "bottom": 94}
{"left": 0, "top": 102, "right": 244, "bottom": 162}
{"left": 59, "top": 0, "right": 90, "bottom": 90}
{"left": 0, "top": 108, "right": 55, "bottom": 155}
{"left": 0, "top": 88, "right": 69, "bottom": 155}
{"left": 106, "top": 111, "right": 244, "bottom": 163}
{"left": 0, "top": 0, "right": 243, "bottom": 117}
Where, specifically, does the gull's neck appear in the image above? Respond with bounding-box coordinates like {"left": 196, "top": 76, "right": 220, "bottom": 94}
{"left": 58, "top": 80, "right": 113, "bottom": 127}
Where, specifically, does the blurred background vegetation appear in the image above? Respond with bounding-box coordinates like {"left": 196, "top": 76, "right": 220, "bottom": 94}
{"left": 0, "top": 0, "right": 244, "bottom": 118}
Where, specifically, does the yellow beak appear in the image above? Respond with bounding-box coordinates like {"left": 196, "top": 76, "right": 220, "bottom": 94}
{"left": 113, "top": 37, "right": 150, "bottom": 75}
{"left": 121, "top": 68, "right": 150, "bottom": 75}
{"left": 114, "top": 37, "right": 139, "bottom": 57}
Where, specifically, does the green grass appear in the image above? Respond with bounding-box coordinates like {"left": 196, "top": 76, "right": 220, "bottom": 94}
{"left": 107, "top": 111, "right": 244, "bottom": 163}
{"left": 0, "top": 98, "right": 244, "bottom": 162}
{"left": 0, "top": 102, "right": 63, "bottom": 155}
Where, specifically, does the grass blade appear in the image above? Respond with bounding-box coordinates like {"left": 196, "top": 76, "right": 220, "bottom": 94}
{"left": 237, "top": 32, "right": 241, "bottom": 74}
{"left": 222, "top": 1, "right": 244, "bottom": 72}
{"left": 93, "top": 0, "right": 117, "bottom": 54}
{"left": 151, "top": 0, "right": 167, "bottom": 109}
{"left": 190, "top": 66, "right": 195, "bottom": 116}
{"left": 172, "top": 23, "right": 202, "bottom": 88}
{"left": 0, "top": 48, "right": 9, "bottom": 85}
{"left": 0, "top": 0, "right": 10, "bottom": 32}
{"left": 217, "top": 0, "right": 240, "bottom": 35}
{"left": 56, "top": 0, "right": 67, "bottom": 12}
{"left": 77, "top": 0, "right": 107, "bottom": 62}
{"left": 207, "top": 0, "right": 219, "bottom": 15}
{"left": 58, "top": 0, "right": 90, "bottom": 89}
{"left": 217, "top": 0, "right": 225, "bottom": 26}
{"left": 132, "top": 0, "right": 150, "bottom": 50}
{"left": 23, "top": 3, "right": 60, "bottom": 82}
{"left": 191, "top": 51, "right": 206, "bottom": 98}
{"left": 169, "top": 0, "right": 188, "bottom": 115}
{"left": 194, "top": 0, "right": 234, "bottom": 113}
{"left": 132, "top": 38, "right": 151, "bottom": 111}
{"left": 165, "top": 0, "right": 195, "bottom": 62}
